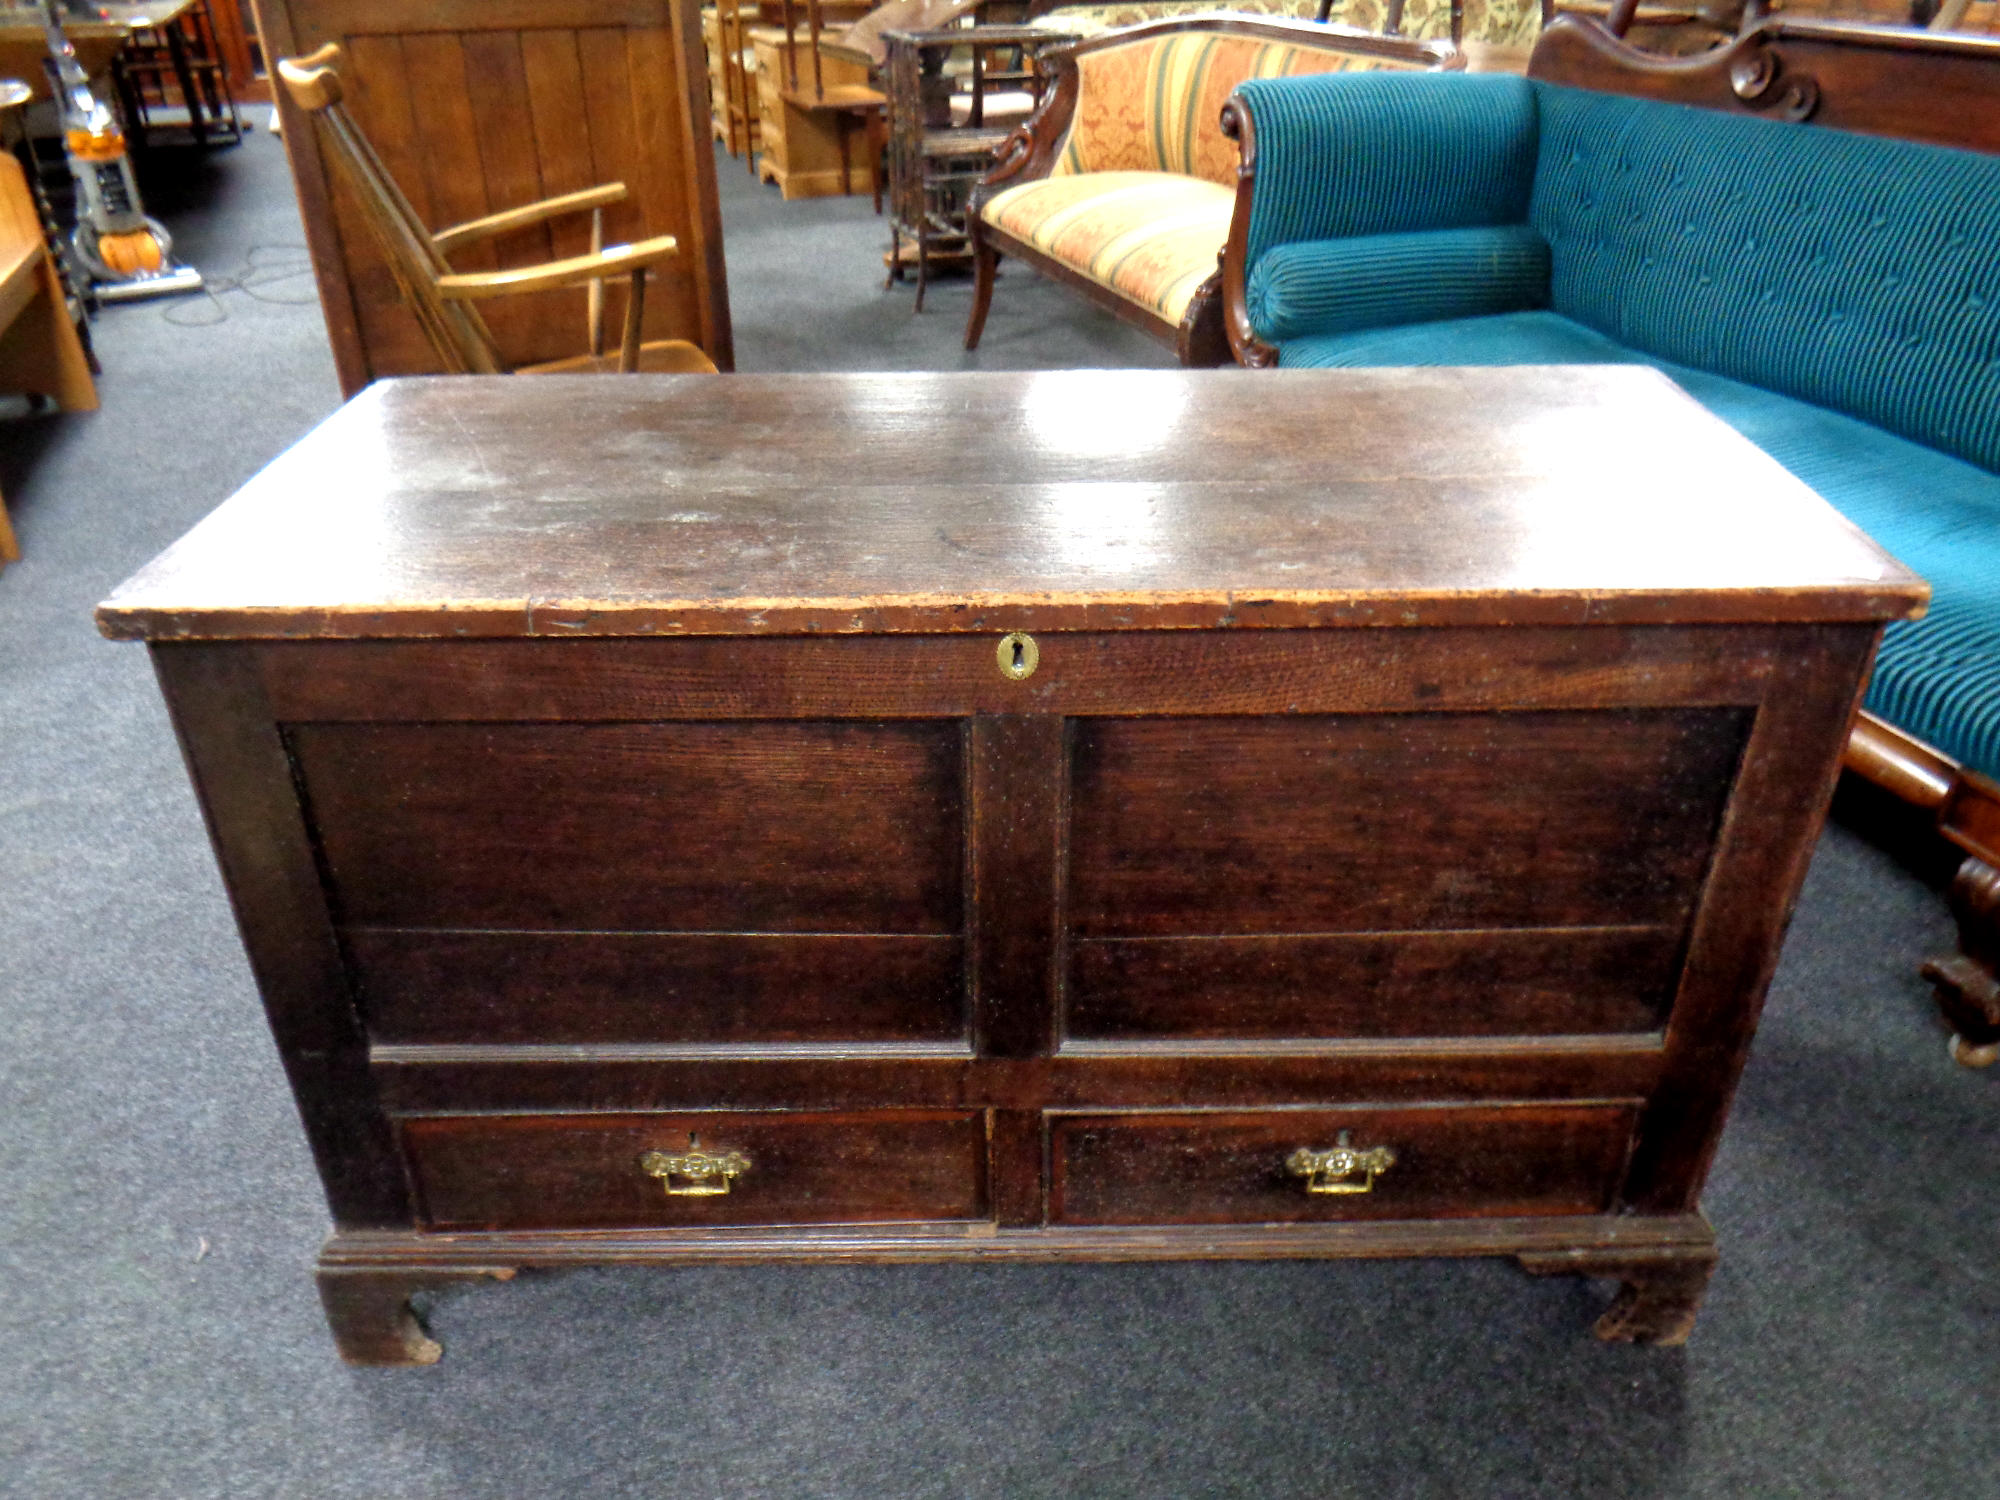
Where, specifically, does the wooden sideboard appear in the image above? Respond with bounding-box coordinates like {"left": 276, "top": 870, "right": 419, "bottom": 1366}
{"left": 253, "top": 0, "right": 733, "bottom": 392}
{"left": 98, "top": 367, "right": 1924, "bottom": 1363}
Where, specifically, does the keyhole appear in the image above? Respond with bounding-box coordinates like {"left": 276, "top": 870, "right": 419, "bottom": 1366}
{"left": 996, "top": 631, "right": 1038, "bottom": 680}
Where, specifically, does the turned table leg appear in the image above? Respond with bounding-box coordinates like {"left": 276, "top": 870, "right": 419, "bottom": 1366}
{"left": 1517, "top": 1245, "right": 1719, "bottom": 1345}
{"left": 1923, "top": 856, "right": 2000, "bottom": 1068}
{"left": 316, "top": 1265, "right": 516, "bottom": 1366}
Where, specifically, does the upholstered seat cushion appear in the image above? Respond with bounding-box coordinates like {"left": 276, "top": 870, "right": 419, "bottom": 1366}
{"left": 1282, "top": 310, "right": 2000, "bottom": 780}
{"left": 981, "top": 171, "right": 1235, "bottom": 324}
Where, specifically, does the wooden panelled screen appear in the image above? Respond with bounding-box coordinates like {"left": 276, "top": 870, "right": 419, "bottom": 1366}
{"left": 254, "top": 0, "right": 733, "bottom": 392}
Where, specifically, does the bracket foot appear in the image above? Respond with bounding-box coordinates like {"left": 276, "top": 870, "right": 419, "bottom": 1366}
{"left": 1518, "top": 1244, "right": 1718, "bottom": 1345}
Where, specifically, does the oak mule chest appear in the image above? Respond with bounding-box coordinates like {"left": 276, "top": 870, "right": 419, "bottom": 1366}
{"left": 98, "top": 368, "right": 1924, "bottom": 1363}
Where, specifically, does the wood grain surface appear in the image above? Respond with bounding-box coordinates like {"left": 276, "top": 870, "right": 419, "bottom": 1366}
{"left": 96, "top": 368, "right": 1925, "bottom": 641}
{"left": 290, "top": 719, "right": 965, "bottom": 930}
{"left": 404, "top": 1109, "right": 989, "bottom": 1229}
{"left": 1049, "top": 1103, "right": 1640, "bottom": 1225}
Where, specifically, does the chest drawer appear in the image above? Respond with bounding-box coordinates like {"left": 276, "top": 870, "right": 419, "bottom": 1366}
{"left": 1049, "top": 1104, "right": 1639, "bottom": 1225}
{"left": 404, "top": 1110, "right": 990, "bottom": 1230}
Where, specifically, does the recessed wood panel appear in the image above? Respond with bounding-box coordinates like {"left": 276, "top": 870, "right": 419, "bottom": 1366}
{"left": 1050, "top": 1104, "right": 1638, "bottom": 1225}
{"left": 1067, "top": 710, "right": 1750, "bottom": 936}
{"left": 1067, "top": 927, "right": 1683, "bottom": 1040}
{"left": 290, "top": 720, "right": 965, "bottom": 931}
{"left": 405, "top": 1110, "right": 990, "bottom": 1229}
{"left": 350, "top": 929, "right": 966, "bottom": 1044}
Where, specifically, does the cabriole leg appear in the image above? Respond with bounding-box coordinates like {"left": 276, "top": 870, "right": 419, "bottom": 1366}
{"left": 1517, "top": 1245, "right": 1719, "bottom": 1345}
{"left": 964, "top": 235, "right": 997, "bottom": 350}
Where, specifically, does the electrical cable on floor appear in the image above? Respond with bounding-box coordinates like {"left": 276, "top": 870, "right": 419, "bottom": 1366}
{"left": 156, "top": 244, "right": 320, "bottom": 326}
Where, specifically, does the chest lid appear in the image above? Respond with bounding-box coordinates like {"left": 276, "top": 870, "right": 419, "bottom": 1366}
{"left": 96, "top": 367, "right": 1925, "bottom": 641}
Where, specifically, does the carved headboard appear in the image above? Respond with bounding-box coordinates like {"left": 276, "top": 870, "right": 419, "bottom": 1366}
{"left": 1527, "top": 13, "right": 2000, "bottom": 153}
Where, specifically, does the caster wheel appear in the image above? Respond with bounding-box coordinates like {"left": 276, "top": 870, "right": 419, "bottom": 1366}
{"left": 1948, "top": 1034, "right": 1998, "bottom": 1069}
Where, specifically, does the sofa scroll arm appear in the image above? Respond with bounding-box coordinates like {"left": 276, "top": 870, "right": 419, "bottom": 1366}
{"left": 1219, "top": 95, "right": 1278, "bottom": 368}
{"left": 969, "top": 48, "right": 1082, "bottom": 211}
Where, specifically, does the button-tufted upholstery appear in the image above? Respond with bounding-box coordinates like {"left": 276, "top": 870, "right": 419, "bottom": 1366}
{"left": 1231, "top": 70, "right": 2000, "bottom": 781}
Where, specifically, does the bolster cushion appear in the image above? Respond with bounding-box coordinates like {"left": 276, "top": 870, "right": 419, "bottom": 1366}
{"left": 1234, "top": 72, "right": 1541, "bottom": 269}
{"left": 1245, "top": 223, "right": 1550, "bottom": 344}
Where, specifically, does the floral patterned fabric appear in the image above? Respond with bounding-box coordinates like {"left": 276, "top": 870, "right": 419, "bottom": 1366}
{"left": 982, "top": 171, "right": 1236, "bottom": 322}
{"left": 1053, "top": 32, "right": 1401, "bottom": 186}
{"left": 1030, "top": 1, "right": 1339, "bottom": 39}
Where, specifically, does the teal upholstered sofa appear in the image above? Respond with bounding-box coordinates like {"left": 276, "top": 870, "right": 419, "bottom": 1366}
{"left": 1219, "top": 16, "right": 2000, "bottom": 1058}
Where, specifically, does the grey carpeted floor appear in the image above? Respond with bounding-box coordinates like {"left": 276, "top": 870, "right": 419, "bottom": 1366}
{"left": 1, "top": 130, "right": 1995, "bottom": 1500}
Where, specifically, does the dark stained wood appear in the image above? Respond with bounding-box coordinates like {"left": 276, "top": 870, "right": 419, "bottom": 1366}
{"left": 988, "top": 1109, "right": 1045, "bottom": 1226}
{"left": 289, "top": 719, "right": 966, "bottom": 931}
{"left": 317, "top": 1265, "right": 515, "bottom": 1364}
{"left": 1517, "top": 1243, "right": 1718, "bottom": 1346}
{"left": 93, "top": 370, "right": 1925, "bottom": 642}
{"left": 248, "top": 627, "right": 1786, "bottom": 723}
{"left": 1066, "top": 710, "right": 1749, "bottom": 935}
{"left": 1842, "top": 713, "right": 2000, "bottom": 1063}
{"left": 403, "top": 1110, "right": 991, "bottom": 1229}
{"left": 315, "top": 1209, "right": 1717, "bottom": 1269}
{"left": 256, "top": 0, "right": 732, "bottom": 393}
{"left": 1922, "top": 858, "right": 2000, "bottom": 1064}
{"left": 1050, "top": 1104, "right": 1640, "bottom": 1225}
{"left": 1067, "top": 928, "right": 1683, "bottom": 1040}
{"left": 1530, "top": 15, "right": 2000, "bottom": 154}
{"left": 969, "top": 716, "right": 1064, "bottom": 1058}
{"left": 370, "top": 1040, "right": 1671, "bottom": 1113}
{"left": 1621, "top": 626, "right": 1883, "bottom": 1213}
{"left": 149, "top": 644, "right": 411, "bottom": 1227}
{"left": 348, "top": 930, "right": 968, "bottom": 1045}
{"left": 104, "top": 367, "right": 1921, "bottom": 1358}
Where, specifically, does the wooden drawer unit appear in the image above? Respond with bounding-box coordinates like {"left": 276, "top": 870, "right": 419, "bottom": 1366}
{"left": 98, "top": 369, "right": 1926, "bottom": 1363}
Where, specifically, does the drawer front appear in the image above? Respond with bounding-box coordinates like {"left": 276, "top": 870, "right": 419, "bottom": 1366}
{"left": 405, "top": 1110, "right": 989, "bottom": 1230}
{"left": 1050, "top": 1104, "right": 1638, "bottom": 1225}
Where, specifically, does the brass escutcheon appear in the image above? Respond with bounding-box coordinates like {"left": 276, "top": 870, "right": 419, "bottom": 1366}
{"left": 1286, "top": 1131, "right": 1396, "bottom": 1195}
{"left": 640, "top": 1141, "right": 751, "bottom": 1197}
{"left": 996, "top": 631, "right": 1039, "bottom": 681}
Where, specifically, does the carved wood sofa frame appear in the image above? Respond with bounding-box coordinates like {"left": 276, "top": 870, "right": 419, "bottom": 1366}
{"left": 1216, "top": 15, "right": 2000, "bottom": 1062}
{"left": 964, "top": 15, "right": 1457, "bottom": 366}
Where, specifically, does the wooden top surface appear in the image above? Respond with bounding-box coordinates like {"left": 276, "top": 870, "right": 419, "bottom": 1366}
{"left": 97, "top": 367, "right": 1927, "bottom": 641}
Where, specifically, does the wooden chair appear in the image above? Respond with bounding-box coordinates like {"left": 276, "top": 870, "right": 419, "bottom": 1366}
{"left": 714, "top": 0, "right": 762, "bottom": 168}
{"left": 778, "top": 0, "right": 888, "bottom": 210}
{"left": 0, "top": 147, "right": 98, "bottom": 569}
{"left": 275, "top": 44, "right": 716, "bottom": 377}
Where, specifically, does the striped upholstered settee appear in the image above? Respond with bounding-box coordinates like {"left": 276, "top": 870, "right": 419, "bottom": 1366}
{"left": 1027, "top": 0, "right": 1550, "bottom": 48}
{"left": 961, "top": 15, "right": 1455, "bottom": 364}
{"left": 1219, "top": 15, "right": 2000, "bottom": 1061}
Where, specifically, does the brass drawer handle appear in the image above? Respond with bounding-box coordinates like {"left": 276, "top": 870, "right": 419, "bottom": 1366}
{"left": 1287, "top": 1132, "right": 1396, "bottom": 1195}
{"left": 640, "top": 1141, "right": 751, "bottom": 1197}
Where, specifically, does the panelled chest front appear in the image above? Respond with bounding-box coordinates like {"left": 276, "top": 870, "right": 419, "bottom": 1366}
{"left": 98, "top": 369, "right": 1925, "bottom": 1362}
